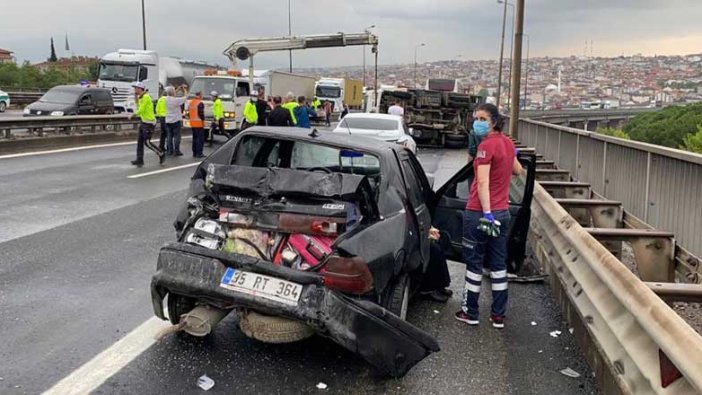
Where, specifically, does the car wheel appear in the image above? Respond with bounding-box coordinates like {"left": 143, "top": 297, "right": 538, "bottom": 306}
{"left": 0, "top": 101, "right": 6, "bottom": 112}
{"left": 444, "top": 135, "right": 467, "bottom": 148}
{"left": 167, "top": 293, "right": 197, "bottom": 325}
{"left": 385, "top": 273, "right": 410, "bottom": 320}
{"left": 239, "top": 310, "right": 314, "bottom": 343}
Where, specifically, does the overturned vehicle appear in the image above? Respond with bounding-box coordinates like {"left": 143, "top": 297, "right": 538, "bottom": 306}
{"left": 151, "top": 127, "right": 536, "bottom": 377}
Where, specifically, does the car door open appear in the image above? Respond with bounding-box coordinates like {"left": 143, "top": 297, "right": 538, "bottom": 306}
{"left": 429, "top": 152, "right": 536, "bottom": 273}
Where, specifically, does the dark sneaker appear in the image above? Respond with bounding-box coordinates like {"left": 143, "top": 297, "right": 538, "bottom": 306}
{"left": 174, "top": 151, "right": 184, "bottom": 156}
{"left": 159, "top": 152, "right": 166, "bottom": 164}
{"left": 489, "top": 315, "right": 505, "bottom": 329}
{"left": 438, "top": 288, "right": 453, "bottom": 297}
{"left": 420, "top": 290, "right": 449, "bottom": 303}
{"left": 130, "top": 160, "right": 144, "bottom": 166}
{"left": 454, "top": 311, "right": 479, "bottom": 326}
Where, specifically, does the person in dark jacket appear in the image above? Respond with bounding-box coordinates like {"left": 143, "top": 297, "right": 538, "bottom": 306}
{"left": 255, "top": 88, "right": 269, "bottom": 126}
{"left": 292, "top": 96, "right": 314, "bottom": 128}
{"left": 267, "top": 96, "right": 294, "bottom": 127}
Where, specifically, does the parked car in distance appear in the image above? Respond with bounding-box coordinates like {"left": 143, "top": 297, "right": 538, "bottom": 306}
{"left": 0, "top": 89, "right": 9, "bottom": 112}
{"left": 332, "top": 113, "right": 417, "bottom": 154}
{"left": 150, "top": 126, "right": 536, "bottom": 377}
{"left": 23, "top": 85, "right": 114, "bottom": 116}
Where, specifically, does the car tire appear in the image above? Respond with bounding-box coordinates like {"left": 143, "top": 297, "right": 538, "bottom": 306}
{"left": 239, "top": 310, "right": 314, "bottom": 344}
{"left": 0, "top": 101, "right": 6, "bottom": 112}
{"left": 167, "top": 293, "right": 197, "bottom": 326}
{"left": 385, "top": 273, "right": 410, "bottom": 320}
{"left": 444, "top": 135, "right": 467, "bottom": 148}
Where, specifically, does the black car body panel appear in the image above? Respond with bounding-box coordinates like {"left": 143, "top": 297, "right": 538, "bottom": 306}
{"left": 24, "top": 85, "right": 114, "bottom": 116}
{"left": 151, "top": 242, "right": 439, "bottom": 377}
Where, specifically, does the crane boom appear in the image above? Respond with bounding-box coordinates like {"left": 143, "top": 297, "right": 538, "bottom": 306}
{"left": 223, "top": 32, "right": 378, "bottom": 62}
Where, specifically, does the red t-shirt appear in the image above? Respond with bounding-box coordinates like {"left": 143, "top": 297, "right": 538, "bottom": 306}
{"left": 467, "top": 133, "right": 515, "bottom": 211}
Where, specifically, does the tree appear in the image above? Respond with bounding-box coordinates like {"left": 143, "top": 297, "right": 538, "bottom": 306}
{"left": 624, "top": 103, "right": 702, "bottom": 148}
{"left": 597, "top": 127, "right": 630, "bottom": 140}
{"left": 49, "top": 37, "right": 58, "bottom": 62}
{"left": 682, "top": 125, "right": 702, "bottom": 153}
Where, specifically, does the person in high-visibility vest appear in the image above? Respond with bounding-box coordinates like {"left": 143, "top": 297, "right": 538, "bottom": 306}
{"left": 311, "top": 97, "right": 321, "bottom": 110}
{"left": 188, "top": 91, "right": 206, "bottom": 158}
{"left": 155, "top": 93, "right": 167, "bottom": 151}
{"left": 282, "top": 92, "right": 298, "bottom": 125}
{"left": 129, "top": 82, "right": 164, "bottom": 166}
{"left": 211, "top": 91, "right": 224, "bottom": 144}
{"left": 242, "top": 91, "right": 258, "bottom": 130}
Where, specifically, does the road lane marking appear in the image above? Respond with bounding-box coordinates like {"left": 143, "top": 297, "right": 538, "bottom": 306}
{"left": 127, "top": 161, "right": 202, "bottom": 179}
{"left": 0, "top": 137, "right": 194, "bottom": 160}
{"left": 42, "top": 317, "right": 170, "bottom": 395}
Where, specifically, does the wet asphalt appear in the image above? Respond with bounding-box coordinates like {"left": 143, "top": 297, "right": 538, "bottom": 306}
{"left": 0, "top": 139, "right": 596, "bottom": 395}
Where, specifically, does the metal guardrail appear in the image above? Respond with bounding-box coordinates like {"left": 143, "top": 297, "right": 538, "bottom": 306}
{"left": 519, "top": 119, "right": 702, "bottom": 264}
{"left": 522, "top": 108, "right": 657, "bottom": 119}
{"left": 6, "top": 91, "right": 43, "bottom": 107}
{"left": 0, "top": 115, "right": 139, "bottom": 139}
{"left": 529, "top": 183, "right": 702, "bottom": 394}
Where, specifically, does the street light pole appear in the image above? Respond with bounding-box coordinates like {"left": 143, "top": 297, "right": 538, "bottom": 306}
{"left": 414, "top": 43, "right": 425, "bottom": 88}
{"left": 288, "top": 0, "right": 292, "bottom": 72}
{"left": 141, "top": 0, "right": 147, "bottom": 50}
{"left": 499, "top": 0, "right": 515, "bottom": 104}
{"left": 523, "top": 34, "right": 530, "bottom": 110}
{"left": 508, "top": 0, "right": 525, "bottom": 139}
{"left": 496, "top": 0, "right": 508, "bottom": 108}
{"left": 363, "top": 25, "right": 376, "bottom": 88}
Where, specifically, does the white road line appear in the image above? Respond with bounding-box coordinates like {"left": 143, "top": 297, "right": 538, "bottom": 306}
{"left": 127, "top": 161, "right": 202, "bottom": 179}
{"left": 42, "top": 317, "right": 170, "bottom": 395}
{"left": 0, "top": 136, "right": 194, "bottom": 160}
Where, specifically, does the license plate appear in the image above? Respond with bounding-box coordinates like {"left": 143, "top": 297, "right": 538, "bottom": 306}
{"left": 220, "top": 268, "right": 302, "bottom": 306}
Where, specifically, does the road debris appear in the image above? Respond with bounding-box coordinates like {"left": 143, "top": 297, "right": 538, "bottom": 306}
{"left": 197, "top": 375, "right": 215, "bottom": 391}
{"left": 549, "top": 330, "right": 562, "bottom": 338}
{"left": 560, "top": 368, "right": 581, "bottom": 378}
{"left": 531, "top": 321, "right": 537, "bottom": 326}
{"left": 316, "top": 382, "right": 328, "bottom": 390}
{"left": 569, "top": 328, "right": 574, "bottom": 335}
{"left": 433, "top": 310, "right": 440, "bottom": 314}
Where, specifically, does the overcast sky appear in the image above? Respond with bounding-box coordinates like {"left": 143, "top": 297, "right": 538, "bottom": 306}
{"left": 3, "top": 0, "right": 702, "bottom": 68}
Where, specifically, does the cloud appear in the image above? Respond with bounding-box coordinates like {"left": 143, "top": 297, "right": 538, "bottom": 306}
{"left": 2, "top": 0, "right": 701, "bottom": 70}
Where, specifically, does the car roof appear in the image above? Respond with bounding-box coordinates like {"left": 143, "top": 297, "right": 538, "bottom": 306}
{"left": 49, "top": 85, "right": 110, "bottom": 93}
{"left": 238, "top": 126, "right": 399, "bottom": 155}
{"left": 342, "top": 113, "right": 403, "bottom": 121}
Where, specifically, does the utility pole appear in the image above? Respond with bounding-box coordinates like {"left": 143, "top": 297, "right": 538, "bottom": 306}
{"left": 496, "top": 0, "right": 508, "bottom": 108}
{"left": 499, "top": 0, "right": 515, "bottom": 106}
{"left": 141, "top": 0, "right": 147, "bottom": 50}
{"left": 414, "top": 43, "right": 425, "bottom": 88}
{"left": 522, "top": 34, "right": 530, "bottom": 110}
{"left": 508, "top": 0, "right": 525, "bottom": 139}
{"left": 288, "top": 0, "right": 292, "bottom": 72}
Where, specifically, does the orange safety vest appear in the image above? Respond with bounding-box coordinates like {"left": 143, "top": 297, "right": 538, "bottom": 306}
{"left": 188, "top": 98, "right": 204, "bottom": 128}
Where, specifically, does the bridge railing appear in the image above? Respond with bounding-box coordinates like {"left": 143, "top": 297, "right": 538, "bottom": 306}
{"left": 519, "top": 118, "right": 702, "bottom": 263}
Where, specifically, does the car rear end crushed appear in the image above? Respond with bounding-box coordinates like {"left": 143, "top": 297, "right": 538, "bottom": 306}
{"left": 151, "top": 128, "right": 440, "bottom": 377}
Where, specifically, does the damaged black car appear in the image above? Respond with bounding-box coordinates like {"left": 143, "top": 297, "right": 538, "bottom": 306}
{"left": 151, "top": 127, "right": 536, "bottom": 377}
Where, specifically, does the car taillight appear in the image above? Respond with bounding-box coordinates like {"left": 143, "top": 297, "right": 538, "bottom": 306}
{"left": 321, "top": 256, "right": 373, "bottom": 294}
{"left": 311, "top": 220, "right": 337, "bottom": 235}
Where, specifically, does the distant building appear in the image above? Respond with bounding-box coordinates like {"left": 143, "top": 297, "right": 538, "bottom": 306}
{"left": 0, "top": 48, "right": 15, "bottom": 64}
{"left": 33, "top": 56, "right": 98, "bottom": 74}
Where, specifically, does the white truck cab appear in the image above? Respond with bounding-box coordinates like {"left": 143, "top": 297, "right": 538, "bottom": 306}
{"left": 185, "top": 72, "right": 252, "bottom": 133}
{"left": 315, "top": 78, "right": 344, "bottom": 113}
{"left": 97, "top": 49, "right": 159, "bottom": 112}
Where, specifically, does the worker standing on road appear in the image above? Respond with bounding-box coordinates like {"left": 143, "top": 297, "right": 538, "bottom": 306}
{"left": 455, "top": 103, "right": 523, "bottom": 329}
{"left": 311, "top": 96, "right": 322, "bottom": 110}
{"left": 155, "top": 92, "right": 168, "bottom": 152}
{"left": 210, "top": 91, "right": 225, "bottom": 144}
{"left": 129, "top": 82, "right": 164, "bottom": 166}
{"left": 188, "top": 91, "right": 206, "bottom": 158}
{"left": 388, "top": 101, "right": 404, "bottom": 116}
{"left": 282, "top": 92, "right": 298, "bottom": 125}
{"left": 293, "top": 96, "right": 314, "bottom": 128}
{"left": 255, "top": 89, "right": 269, "bottom": 126}
{"left": 268, "top": 96, "right": 294, "bottom": 127}
{"left": 164, "top": 84, "right": 188, "bottom": 156}
{"left": 242, "top": 91, "right": 258, "bottom": 130}
{"left": 323, "top": 101, "right": 332, "bottom": 126}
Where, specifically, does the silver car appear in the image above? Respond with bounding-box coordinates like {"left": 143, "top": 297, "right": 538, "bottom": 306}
{"left": 332, "top": 113, "right": 417, "bottom": 154}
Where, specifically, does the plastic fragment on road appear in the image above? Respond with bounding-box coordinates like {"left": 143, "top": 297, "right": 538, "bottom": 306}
{"left": 433, "top": 310, "right": 440, "bottom": 314}
{"left": 197, "top": 375, "right": 215, "bottom": 391}
{"left": 316, "top": 382, "right": 328, "bottom": 390}
{"left": 569, "top": 328, "right": 574, "bottom": 335}
{"left": 549, "top": 330, "right": 562, "bottom": 338}
{"left": 531, "top": 321, "right": 537, "bottom": 326}
{"left": 560, "top": 368, "right": 581, "bottom": 378}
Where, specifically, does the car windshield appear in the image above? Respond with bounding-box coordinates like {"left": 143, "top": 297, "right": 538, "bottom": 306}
{"left": 338, "top": 118, "right": 398, "bottom": 131}
{"left": 98, "top": 62, "right": 139, "bottom": 82}
{"left": 39, "top": 89, "right": 79, "bottom": 104}
{"left": 234, "top": 135, "right": 381, "bottom": 176}
{"left": 315, "top": 86, "right": 341, "bottom": 98}
{"left": 189, "top": 78, "right": 236, "bottom": 100}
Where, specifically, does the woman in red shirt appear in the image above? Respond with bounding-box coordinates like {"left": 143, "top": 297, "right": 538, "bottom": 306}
{"left": 455, "top": 103, "right": 523, "bottom": 329}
